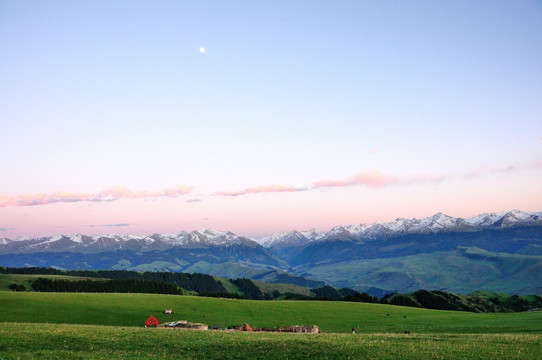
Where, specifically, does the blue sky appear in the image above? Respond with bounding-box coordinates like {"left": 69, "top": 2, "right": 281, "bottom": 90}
{"left": 1, "top": 1, "right": 541, "bottom": 238}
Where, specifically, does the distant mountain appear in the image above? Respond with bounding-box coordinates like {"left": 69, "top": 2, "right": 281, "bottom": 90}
{"left": 1, "top": 210, "right": 541, "bottom": 295}
{"left": 261, "top": 210, "right": 542, "bottom": 249}
{"left": 0, "top": 229, "right": 261, "bottom": 254}
{"left": 0, "top": 229, "right": 287, "bottom": 278}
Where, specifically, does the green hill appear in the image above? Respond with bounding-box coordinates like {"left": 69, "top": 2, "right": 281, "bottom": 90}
{"left": 2, "top": 269, "right": 540, "bottom": 313}
{"left": 0, "top": 273, "right": 106, "bottom": 292}
{"left": 0, "top": 270, "right": 315, "bottom": 301}
{"left": 302, "top": 247, "right": 542, "bottom": 294}
{"left": 386, "top": 289, "right": 542, "bottom": 312}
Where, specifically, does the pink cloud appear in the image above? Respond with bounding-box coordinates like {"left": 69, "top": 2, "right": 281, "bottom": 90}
{"left": 163, "top": 185, "right": 195, "bottom": 197}
{"left": 91, "top": 186, "right": 133, "bottom": 202}
{"left": 314, "top": 162, "right": 532, "bottom": 191}
{"left": 214, "top": 184, "right": 307, "bottom": 197}
{"left": 0, "top": 185, "right": 194, "bottom": 208}
{"left": 14, "top": 193, "right": 49, "bottom": 206}
{"left": 314, "top": 170, "right": 398, "bottom": 188}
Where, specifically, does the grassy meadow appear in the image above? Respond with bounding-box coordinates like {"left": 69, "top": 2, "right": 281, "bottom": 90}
{"left": 0, "top": 323, "right": 540, "bottom": 360}
{"left": 1, "top": 291, "right": 542, "bottom": 334}
{"left": 0, "top": 291, "right": 541, "bottom": 359}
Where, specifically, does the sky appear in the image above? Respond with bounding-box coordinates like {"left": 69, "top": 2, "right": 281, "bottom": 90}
{"left": 1, "top": 1, "right": 541, "bottom": 239}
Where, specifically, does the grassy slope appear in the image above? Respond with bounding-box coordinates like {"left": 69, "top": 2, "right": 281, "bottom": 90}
{"left": 256, "top": 281, "right": 313, "bottom": 297}
{"left": 212, "top": 275, "right": 312, "bottom": 297}
{"left": 1, "top": 292, "right": 541, "bottom": 334}
{"left": 0, "top": 274, "right": 105, "bottom": 291}
{"left": 1, "top": 323, "right": 540, "bottom": 360}
{"left": 303, "top": 249, "right": 542, "bottom": 294}
{"left": 0, "top": 272, "right": 315, "bottom": 299}
{"left": 184, "top": 261, "right": 270, "bottom": 279}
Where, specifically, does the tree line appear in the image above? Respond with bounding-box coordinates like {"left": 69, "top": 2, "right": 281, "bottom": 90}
{"left": 0, "top": 266, "right": 226, "bottom": 293}
{"left": 2, "top": 266, "right": 540, "bottom": 312}
{"left": 383, "top": 289, "right": 542, "bottom": 313}
{"left": 31, "top": 277, "right": 182, "bottom": 295}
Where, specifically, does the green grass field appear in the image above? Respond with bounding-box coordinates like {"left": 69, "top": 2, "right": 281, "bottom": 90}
{"left": 1, "top": 292, "right": 541, "bottom": 359}
{"left": 0, "top": 323, "right": 540, "bottom": 360}
{"left": 1, "top": 292, "right": 541, "bottom": 334}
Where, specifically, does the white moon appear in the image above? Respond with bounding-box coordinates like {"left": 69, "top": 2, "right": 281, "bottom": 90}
{"left": 199, "top": 47, "right": 206, "bottom": 53}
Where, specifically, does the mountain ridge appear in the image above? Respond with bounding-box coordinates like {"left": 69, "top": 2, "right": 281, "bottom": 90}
{"left": 1, "top": 210, "right": 541, "bottom": 295}
{"left": 261, "top": 209, "right": 542, "bottom": 248}
{"left": 2, "top": 210, "right": 541, "bottom": 253}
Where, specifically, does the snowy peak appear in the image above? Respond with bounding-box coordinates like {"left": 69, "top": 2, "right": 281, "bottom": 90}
{"left": 328, "top": 226, "right": 348, "bottom": 237}
{"left": 492, "top": 210, "right": 539, "bottom": 228}
{"left": 0, "top": 228, "right": 260, "bottom": 254}
{"left": 465, "top": 210, "right": 540, "bottom": 228}
{"left": 196, "top": 229, "right": 238, "bottom": 242}
{"left": 71, "top": 234, "right": 83, "bottom": 243}
{"left": 369, "top": 210, "right": 541, "bottom": 237}
{"left": 259, "top": 210, "right": 542, "bottom": 248}
{"left": 343, "top": 224, "right": 370, "bottom": 236}
{"left": 261, "top": 228, "right": 328, "bottom": 248}
{"left": 1, "top": 210, "right": 540, "bottom": 254}
{"left": 465, "top": 212, "right": 504, "bottom": 227}
{"left": 418, "top": 212, "right": 466, "bottom": 231}
{"left": 301, "top": 228, "right": 323, "bottom": 240}
{"left": 184, "top": 229, "right": 243, "bottom": 246}
{"left": 262, "top": 230, "right": 310, "bottom": 249}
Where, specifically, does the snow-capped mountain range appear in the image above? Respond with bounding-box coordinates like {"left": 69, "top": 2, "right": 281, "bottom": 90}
{"left": 0, "top": 210, "right": 540, "bottom": 255}
{"left": 0, "top": 229, "right": 255, "bottom": 254}
{"left": 260, "top": 210, "right": 542, "bottom": 248}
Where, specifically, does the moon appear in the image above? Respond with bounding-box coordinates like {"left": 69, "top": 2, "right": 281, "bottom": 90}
{"left": 199, "top": 47, "right": 206, "bottom": 54}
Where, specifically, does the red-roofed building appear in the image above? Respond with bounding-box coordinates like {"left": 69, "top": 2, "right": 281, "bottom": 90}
{"left": 144, "top": 316, "right": 159, "bottom": 327}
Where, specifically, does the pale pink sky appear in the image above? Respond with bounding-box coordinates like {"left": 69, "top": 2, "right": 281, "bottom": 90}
{"left": 1, "top": 2, "right": 541, "bottom": 239}
{"left": 1, "top": 162, "right": 541, "bottom": 239}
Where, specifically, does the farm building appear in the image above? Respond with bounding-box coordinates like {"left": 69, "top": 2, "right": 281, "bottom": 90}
{"left": 239, "top": 323, "right": 252, "bottom": 331}
{"left": 226, "top": 324, "right": 319, "bottom": 333}
{"left": 144, "top": 316, "right": 159, "bottom": 327}
{"left": 157, "top": 320, "right": 208, "bottom": 330}
{"left": 277, "top": 325, "right": 319, "bottom": 333}
{"left": 252, "top": 325, "right": 319, "bottom": 333}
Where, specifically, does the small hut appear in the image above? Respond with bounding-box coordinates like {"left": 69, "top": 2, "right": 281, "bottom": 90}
{"left": 157, "top": 320, "right": 208, "bottom": 330}
{"left": 239, "top": 323, "right": 253, "bottom": 332}
{"left": 256, "top": 325, "right": 320, "bottom": 333}
{"left": 144, "top": 316, "right": 159, "bottom": 327}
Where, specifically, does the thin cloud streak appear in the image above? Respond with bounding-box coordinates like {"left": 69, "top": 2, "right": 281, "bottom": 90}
{"left": 313, "top": 170, "right": 398, "bottom": 188}
{"left": 1, "top": 162, "right": 535, "bottom": 207}
{"left": 464, "top": 165, "right": 515, "bottom": 179}
{"left": 214, "top": 184, "right": 308, "bottom": 197}
{"left": 313, "top": 164, "right": 526, "bottom": 190}
{"left": 86, "top": 223, "right": 134, "bottom": 228}
{"left": 0, "top": 185, "right": 194, "bottom": 207}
